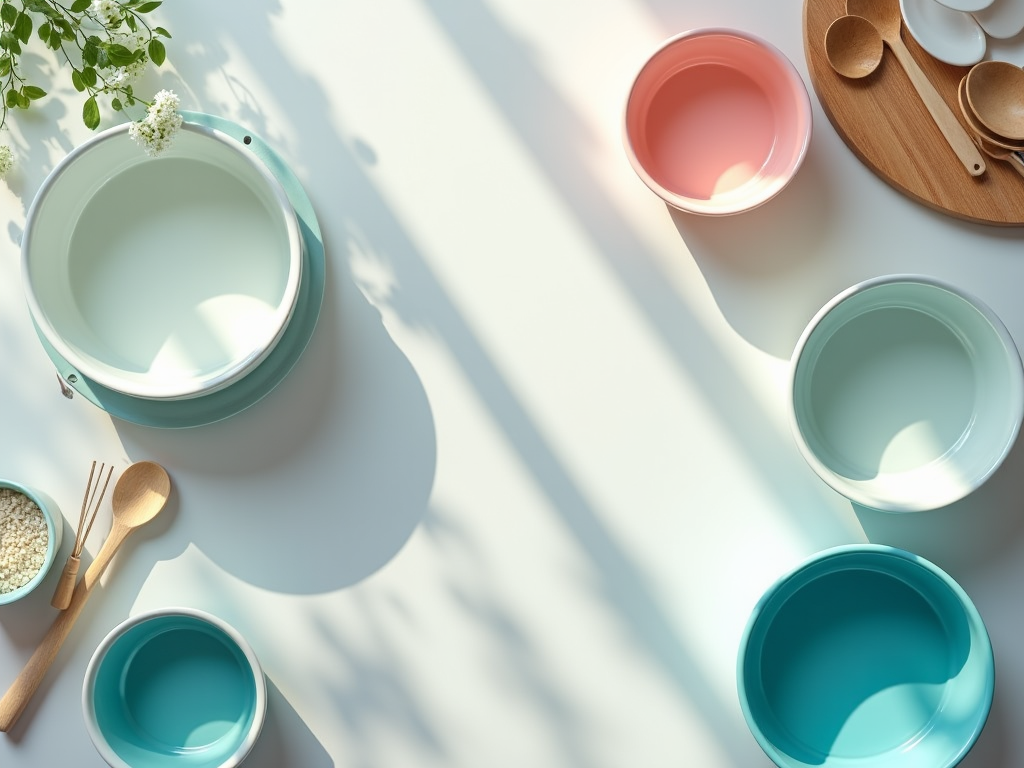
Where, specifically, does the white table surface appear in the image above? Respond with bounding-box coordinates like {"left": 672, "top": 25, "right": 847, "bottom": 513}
{"left": 2, "top": 0, "right": 1024, "bottom": 766}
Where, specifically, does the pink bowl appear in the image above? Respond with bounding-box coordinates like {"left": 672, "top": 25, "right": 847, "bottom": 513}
{"left": 624, "top": 29, "right": 812, "bottom": 216}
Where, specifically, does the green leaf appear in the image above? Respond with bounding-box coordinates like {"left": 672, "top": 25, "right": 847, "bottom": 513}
{"left": 70, "top": 0, "right": 91, "bottom": 11}
{"left": 153, "top": 26, "right": 171, "bottom": 38}
{"left": 21, "top": 85, "right": 45, "bottom": 100}
{"left": 148, "top": 38, "right": 164, "bottom": 66}
{"left": 82, "top": 95, "right": 100, "bottom": 130}
{"left": 37, "top": 20, "right": 50, "bottom": 41}
{"left": 5, "top": 88, "right": 18, "bottom": 108}
{"left": 135, "top": 1, "right": 161, "bottom": 12}
{"left": 47, "top": 28, "right": 60, "bottom": 49}
{"left": 71, "top": 68, "right": 84, "bottom": 92}
{"left": 111, "top": 97, "right": 122, "bottom": 111}
{"left": 0, "top": 31, "right": 21, "bottom": 55}
{"left": 81, "top": 66, "right": 96, "bottom": 87}
{"left": 14, "top": 12, "right": 31, "bottom": 45}
{"left": 0, "top": 3, "right": 16, "bottom": 26}
{"left": 82, "top": 39, "right": 98, "bottom": 66}
{"left": 125, "top": 14, "right": 136, "bottom": 32}
{"left": 105, "top": 43, "right": 138, "bottom": 67}
{"left": 0, "top": 55, "right": 9, "bottom": 77}
{"left": 15, "top": 91, "right": 28, "bottom": 108}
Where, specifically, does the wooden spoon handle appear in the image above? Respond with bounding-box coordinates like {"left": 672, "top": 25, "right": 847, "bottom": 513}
{"left": 0, "top": 525, "right": 129, "bottom": 732}
{"left": 887, "top": 36, "right": 986, "bottom": 176}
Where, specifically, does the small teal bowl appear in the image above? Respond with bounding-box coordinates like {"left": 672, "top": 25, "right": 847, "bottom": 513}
{"left": 738, "top": 545, "right": 993, "bottom": 768}
{"left": 83, "top": 608, "right": 267, "bottom": 768}
{"left": 0, "top": 479, "right": 63, "bottom": 606}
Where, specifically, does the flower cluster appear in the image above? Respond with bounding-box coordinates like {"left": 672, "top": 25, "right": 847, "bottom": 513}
{"left": 0, "top": 0, "right": 176, "bottom": 177}
{"left": 0, "top": 142, "right": 11, "bottom": 179}
{"left": 128, "top": 88, "right": 180, "bottom": 156}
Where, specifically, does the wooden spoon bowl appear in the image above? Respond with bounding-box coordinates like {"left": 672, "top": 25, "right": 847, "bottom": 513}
{"left": 825, "top": 15, "right": 884, "bottom": 78}
{"left": 965, "top": 60, "right": 1024, "bottom": 141}
{"left": 958, "top": 75, "right": 1024, "bottom": 150}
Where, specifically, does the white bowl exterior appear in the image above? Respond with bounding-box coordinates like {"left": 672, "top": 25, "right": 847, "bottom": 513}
{"left": 973, "top": 0, "right": 1024, "bottom": 38}
{"left": 790, "top": 275, "right": 1024, "bottom": 512}
{"left": 82, "top": 607, "right": 267, "bottom": 768}
{"left": 23, "top": 122, "right": 303, "bottom": 400}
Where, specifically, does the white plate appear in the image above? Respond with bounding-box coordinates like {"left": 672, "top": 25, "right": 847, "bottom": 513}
{"left": 22, "top": 122, "right": 303, "bottom": 401}
{"left": 973, "top": 0, "right": 1024, "bottom": 38}
{"left": 932, "top": 0, "right": 994, "bottom": 13}
{"left": 901, "top": 0, "right": 988, "bottom": 65}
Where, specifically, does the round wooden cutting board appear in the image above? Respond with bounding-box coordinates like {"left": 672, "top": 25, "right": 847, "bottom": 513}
{"left": 803, "top": 0, "right": 1024, "bottom": 226}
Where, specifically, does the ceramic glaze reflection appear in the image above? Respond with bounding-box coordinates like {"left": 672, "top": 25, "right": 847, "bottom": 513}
{"left": 759, "top": 569, "right": 960, "bottom": 761}
{"left": 122, "top": 627, "right": 252, "bottom": 750}
{"left": 644, "top": 63, "right": 776, "bottom": 199}
{"left": 68, "top": 158, "right": 289, "bottom": 379}
{"left": 808, "top": 307, "right": 975, "bottom": 479}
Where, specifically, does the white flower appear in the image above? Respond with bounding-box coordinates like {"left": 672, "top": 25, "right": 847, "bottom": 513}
{"left": 0, "top": 144, "right": 12, "bottom": 179}
{"left": 129, "top": 89, "right": 182, "bottom": 156}
{"left": 104, "top": 31, "right": 148, "bottom": 85}
{"left": 89, "top": 0, "right": 121, "bottom": 27}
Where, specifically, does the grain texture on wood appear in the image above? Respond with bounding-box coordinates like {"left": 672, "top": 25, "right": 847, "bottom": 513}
{"left": 804, "top": 0, "right": 1024, "bottom": 225}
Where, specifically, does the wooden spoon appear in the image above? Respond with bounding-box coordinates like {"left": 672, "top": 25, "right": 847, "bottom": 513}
{"left": 825, "top": 15, "right": 884, "bottom": 78}
{"left": 957, "top": 75, "right": 1024, "bottom": 150}
{"left": 847, "top": 0, "right": 986, "bottom": 176}
{"left": 965, "top": 60, "right": 1024, "bottom": 141}
{"left": 975, "top": 134, "right": 1024, "bottom": 178}
{"left": 0, "top": 461, "right": 171, "bottom": 732}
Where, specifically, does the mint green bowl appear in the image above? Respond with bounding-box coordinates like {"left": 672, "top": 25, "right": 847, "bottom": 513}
{"left": 0, "top": 479, "right": 63, "bottom": 606}
{"left": 83, "top": 608, "right": 266, "bottom": 768}
{"left": 738, "top": 545, "right": 993, "bottom": 768}
{"left": 791, "top": 275, "right": 1024, "bottom": 512}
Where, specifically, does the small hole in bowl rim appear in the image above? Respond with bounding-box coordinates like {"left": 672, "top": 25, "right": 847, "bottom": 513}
{"left": 622, "top": 27, "right": 813, "bottom": 215}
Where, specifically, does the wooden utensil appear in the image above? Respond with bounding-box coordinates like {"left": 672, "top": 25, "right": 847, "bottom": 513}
{"left": 50, "top": 461, "right": 113, "bottom": 610}
{"left": 974, "top": 135, "right": 1024, "bottom": 178}
{"left": 956, "top": 75, "right": 1024, "bottom": 150}
{"left": 847, "top": 0, "right": 986, "bottom": 176}
{"left": 0, "top": 461, "right": 171, "bottom": 733}
{"left": 825, "top": 15, "right": 885, "bottom": 78}
{"left": 965, "top": 60, "right": 1024, "bottom": 141}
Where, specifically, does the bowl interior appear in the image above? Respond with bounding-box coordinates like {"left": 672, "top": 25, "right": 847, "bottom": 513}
{"left": 85, "top": 612, "right": 265, "bottom": 768}
{"left": 624, "top": 30, "right": 811, "bottom": 214}
{"left": 739, "top": 548, "right": 993, "bottom": 768}
{"left": 792, "top": 279, "right": 1023, "bottom": 511}
{"left": 0, "top": 481, "right": 62, "bottom": 605}
{"left": 24, "top": 122, "right": 302, "bottom": 400}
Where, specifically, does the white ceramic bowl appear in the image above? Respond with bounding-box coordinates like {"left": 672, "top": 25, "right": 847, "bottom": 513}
{"left": 0, "top": 479, "right": 63, "bottom": 606}
{"left": 23, "top": 121, "right": 303, "bottom": 401}
{"left": 83, "top": 608, "right": 267, "bottom": 768}
{"left": 791, "top": 275, "right": 1024, "bottom": 512}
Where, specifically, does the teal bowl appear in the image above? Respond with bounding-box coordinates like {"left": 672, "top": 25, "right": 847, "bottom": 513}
{"left": 791, "top": 275, "right": 1024, "bottom": 512}
{"left": 0, "top": 479, "right": 63, "bottom": 606}
{"left": 738, "top": 545, "right": 993, "bottom": 768}
{"left": 83, "top": 608, "right": 267, "bottom": 768}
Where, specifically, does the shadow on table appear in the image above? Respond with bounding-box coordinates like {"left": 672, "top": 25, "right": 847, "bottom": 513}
{"left": 245, "top": 675, "right": 334, "bottom": 768}
{"left": 852, "top": 433, "right": 1024, "bottom": 576}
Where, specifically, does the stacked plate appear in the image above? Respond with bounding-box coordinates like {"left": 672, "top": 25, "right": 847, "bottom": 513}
{"left": 22, "top": 113, "right": 325, "bottom": 428}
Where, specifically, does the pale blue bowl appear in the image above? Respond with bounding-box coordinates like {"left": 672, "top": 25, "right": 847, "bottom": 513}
{"left": 83, "top": 608, "right": 267, "bottom": 768}
{"left": 738, "top": 545, "right": 993, "bottom": 768}
{"left": 0, "top": 479, "right": 63, "bottom": 606}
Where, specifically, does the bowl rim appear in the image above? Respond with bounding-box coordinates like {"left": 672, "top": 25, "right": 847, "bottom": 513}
{"left": 82, "top": 606, "right": 268, "bottom": 768}
{"left": 737, "top": 543, "right": 994, "bottom": 768}
{"left": 22, "top": 119, "right": 304, "bottom": 401}
{"left": 789, "top": 273, "right": 1024, "bottom": 512}
{"left": 621, "top": 26, "right": 813, "bottom": 216}
{"left": 0, "top": 479, "right": 62, "bottom": 606}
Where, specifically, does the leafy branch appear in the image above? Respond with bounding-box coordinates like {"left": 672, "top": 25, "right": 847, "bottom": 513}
{"left": 0, "top": 0, "right": 170, "bottom": 133}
